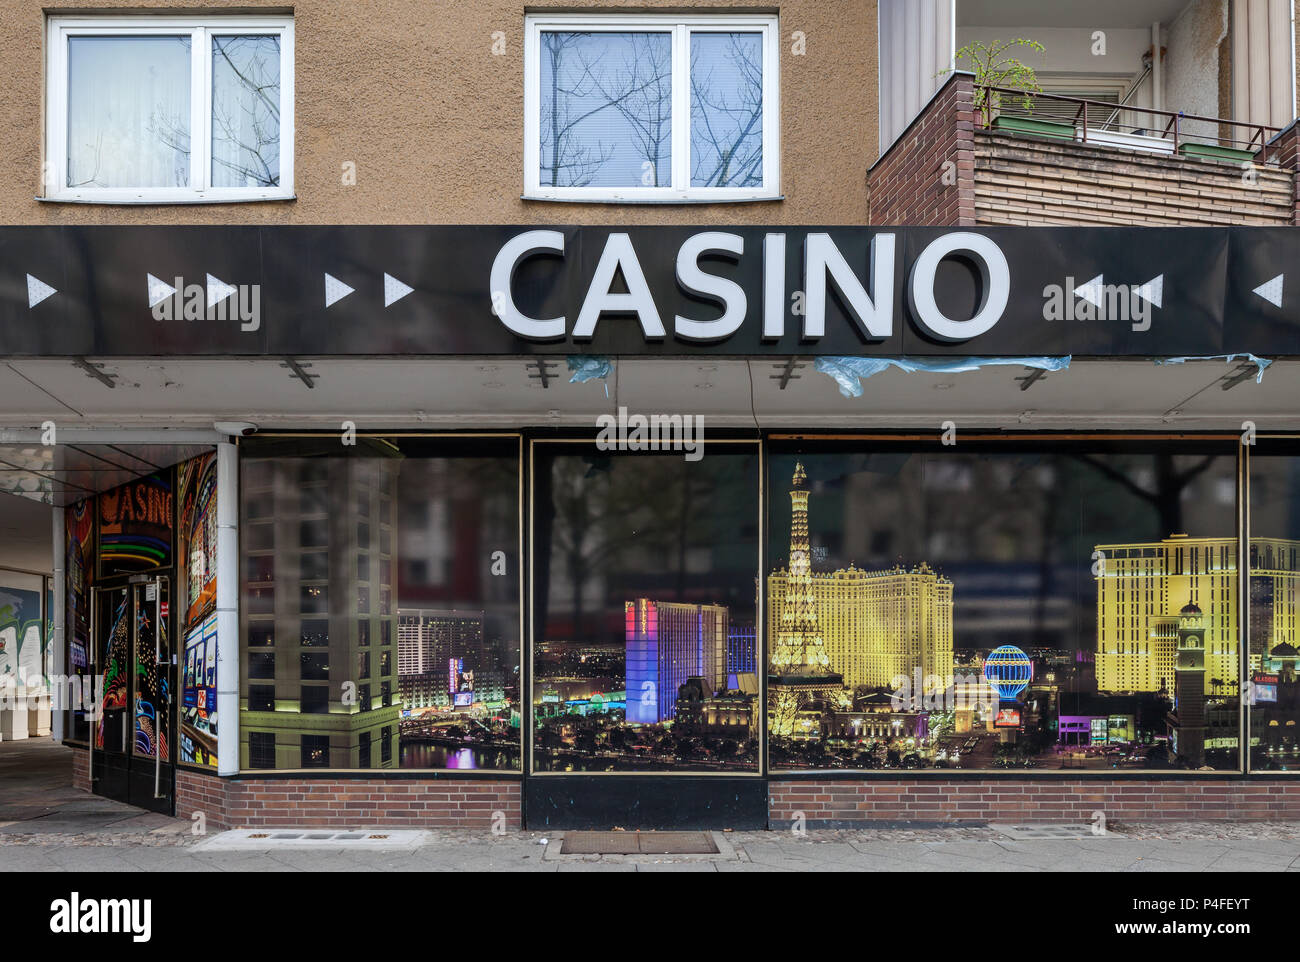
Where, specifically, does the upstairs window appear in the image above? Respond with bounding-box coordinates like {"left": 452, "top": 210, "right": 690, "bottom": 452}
{"left": 524, "top": 13, "right": 779, "bottom": 203}
{"left": 45, "top": 15, "right": 294, "bottom": 203}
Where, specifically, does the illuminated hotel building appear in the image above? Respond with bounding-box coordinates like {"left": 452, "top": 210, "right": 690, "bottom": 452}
{"left": 1095, "top": 535, "right": 1300, "bottom": 695}
{"left": 624, "top": 598, "right": 728, "bottom": 724}
{"left": 768, "top": 563, "right": 954, "bottom": 693}
{"left": 768, "top": 464, "right": 953, "bottom": 700}
{"left": 397, "top": 608, "right": 489, "bottom": 710}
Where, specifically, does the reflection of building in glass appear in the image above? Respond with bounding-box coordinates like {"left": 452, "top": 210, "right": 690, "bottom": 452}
{"left": 675, "top": 677, "right": 757, "bottom": 736}
{"left": 624, "top": 598, "right": 727, "bottom": 724}
{"left": 1168, "top": 601, "right": 1209, "bottom": 766}
{"left": 768, "top": 464, "right": 954, "bottom": 737}
{"left": 727, "top": 624, "right": 756, "bottom": 675}
{"left": 241, "top": 458, "right": 401, "bottom": 769}
{"left": 398, "top": 608, "right": 504, "bottom": 709}
{"left": 769, "top": 563, "right": 953, "bottom": 693}
{"left": 1095, "top": 535, "right": 1300, "bottom": 695}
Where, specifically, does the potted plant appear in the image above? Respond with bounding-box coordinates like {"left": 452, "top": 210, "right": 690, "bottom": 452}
{"left": 944, "top": 38, "right": 1074, "bottom": 141}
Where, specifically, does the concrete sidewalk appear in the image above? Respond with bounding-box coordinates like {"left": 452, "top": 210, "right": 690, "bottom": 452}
{"left": 4, "top": 823, "right": 1300, "bottom": 871}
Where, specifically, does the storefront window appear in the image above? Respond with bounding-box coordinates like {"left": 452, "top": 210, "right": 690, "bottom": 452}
{"left": 1247, "top": 445, "right": 1300, "bottom": 771}
{"left": 239, "top": 437, "right": 521, "bottom": 771}
{"left": 531, "top": 443, "right": 760, "bottom": 772}
{"left": 767, "top": 442, "right": 1240, "bottom": 772}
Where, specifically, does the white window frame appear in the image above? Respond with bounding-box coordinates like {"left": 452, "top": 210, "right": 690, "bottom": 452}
{"left": 524, "top": 13, "right": 780, "bottom": 204}
{"left": 44, "top": 14, "right": 295, "bottom": 204}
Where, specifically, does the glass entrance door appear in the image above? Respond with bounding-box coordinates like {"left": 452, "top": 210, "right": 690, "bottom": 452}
{"left": 90, "top": 577, "right": 175, "bottom": 814}
{"left": 526, "top": 440, "right": 768, "bottom": 829}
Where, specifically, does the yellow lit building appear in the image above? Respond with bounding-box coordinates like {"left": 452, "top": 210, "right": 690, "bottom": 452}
{"left": 768, "top": 562, "right": 954, "bottom": 693}
{"left": 1095, "top": 535, "right": 1300, "bottom": 696}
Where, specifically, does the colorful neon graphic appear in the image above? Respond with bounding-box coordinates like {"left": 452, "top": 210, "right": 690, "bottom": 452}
{"left": 95, "top": 592, "right": 130, "bottom": 749}
{"left": 177, "top": 453, "right": 218, "bottom": 767}
{"left": 98, "top": 473, "right": 174, "bottom": 576}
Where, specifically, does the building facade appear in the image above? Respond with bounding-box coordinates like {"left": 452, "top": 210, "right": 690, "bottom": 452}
{"left": 2, "top": 0, "right": 1300, "bottom": 829}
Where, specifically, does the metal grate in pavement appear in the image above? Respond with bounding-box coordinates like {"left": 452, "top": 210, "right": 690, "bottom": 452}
{"left": 560, "top": 831, "right": 719, "bottom": 855}
{"left": 193, "top": 829, "right": 426, "bottom": 851}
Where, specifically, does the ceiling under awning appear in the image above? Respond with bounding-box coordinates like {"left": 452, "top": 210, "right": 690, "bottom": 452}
{"left": 0, "top": 356, "right": 1292, "bottom": 446}
{"left": 0, "top": 436, "right": 217, "bottom": 506}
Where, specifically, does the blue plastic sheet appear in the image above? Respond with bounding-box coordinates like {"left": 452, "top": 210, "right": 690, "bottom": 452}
{"left": 814, "top": 356, "right": 1072, "bottom": 399}
{"left": 567, "top": 356, "right": 613, "bottom": 396}
{"left": 1154, "top": 353, "right": 1273, "bottom": 384}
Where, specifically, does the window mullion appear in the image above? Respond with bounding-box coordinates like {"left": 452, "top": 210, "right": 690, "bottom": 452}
{"left": 194, "top": 26, "right": 209, "bottom": 191}
{"left": 672, "top": 23, "right": 690, "bottom": 193}
{"left": 50, "top": 26, "right": 70, "bottom": 195}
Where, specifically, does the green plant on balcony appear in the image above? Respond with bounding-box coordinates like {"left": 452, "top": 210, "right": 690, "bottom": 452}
{"left": 944, "top": 38, "right": 1046, "bottom": 127}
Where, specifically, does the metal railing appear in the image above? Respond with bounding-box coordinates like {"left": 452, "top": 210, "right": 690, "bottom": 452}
{"left": 975, "top": 84, "right": 1284, "bottom": 165}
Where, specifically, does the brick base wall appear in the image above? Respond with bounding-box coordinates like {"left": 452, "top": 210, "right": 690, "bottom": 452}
{"left": 71, "top": 748, "right": 88, "bottom": 792}
{"left": 176, "top": 768, "right": 231, "bottom": 831}
{"left": 769, "top": 779, "right": 1300, "bottom": 827}
{"left": 68, "top": 751, "right": 1300, "bottom": 829}
{"left": 221, "top": 778, "right": 522, "bottom": 830}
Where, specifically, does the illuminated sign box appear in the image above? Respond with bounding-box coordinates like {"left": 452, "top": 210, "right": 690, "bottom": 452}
{"left": 994, "top": 708, "right": 1022, "bottom": 728}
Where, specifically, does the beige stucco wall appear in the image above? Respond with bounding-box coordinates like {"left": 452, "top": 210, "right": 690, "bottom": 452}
{"left": 0, "top": 1, "right": 878, "bottom": 226}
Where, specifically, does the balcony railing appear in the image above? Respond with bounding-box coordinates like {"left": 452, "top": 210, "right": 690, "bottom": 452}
{"left": 976, "top": 84, "right": 1284, "bottom": 167}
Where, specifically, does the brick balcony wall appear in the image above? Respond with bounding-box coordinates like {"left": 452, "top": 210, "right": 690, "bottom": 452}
{"left": 867, "top": 74, "right": 976, "bottom": 226}
{"left": 974, "top": 131, "right": 1296, "bottom": 227}
{"left": 869, "top": 73, "right": 1300, "bottom": 228}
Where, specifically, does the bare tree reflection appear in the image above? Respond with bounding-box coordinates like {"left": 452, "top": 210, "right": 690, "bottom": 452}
{"left": 690, "top": 33, "right": 763, "bottom": 187}
{"left": 540, "top": 32, "right": 671, "bottom": 187}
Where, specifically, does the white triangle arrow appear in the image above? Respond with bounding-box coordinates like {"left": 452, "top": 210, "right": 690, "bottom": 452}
{"left": 26, "top": 274, "right": 56, "bottom": 308}
{"left": 324, "top": 273, "right": 354, "bottom": 308}
{"left": 147, "top": 273, "right": 177, "bottom": 309}
{"left": 383, "top": 273, "right": 414, "bottom": 307}
{"left": 1254, "top": 274, "right": 1284, "bottom": 308}
{"left": 206, "top": 273, "right": 238, "bottom": 308}
{"left": 1135, "top": 274, "right": 1164, "bottom": 309}
{"left": 1073, "top": 274, "right": 1105, "bottom": 309}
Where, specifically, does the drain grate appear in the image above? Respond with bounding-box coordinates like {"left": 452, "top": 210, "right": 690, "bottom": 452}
{"left": 561, "top": 831, "right": 719, "bottom": 855}
{"left": 193, "top": 828, "right": 427, "bottom": 851}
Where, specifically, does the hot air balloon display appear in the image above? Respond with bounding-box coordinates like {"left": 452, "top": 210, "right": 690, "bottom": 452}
{"left": 983, "top": 645, "right": 1033, "bottom": 701}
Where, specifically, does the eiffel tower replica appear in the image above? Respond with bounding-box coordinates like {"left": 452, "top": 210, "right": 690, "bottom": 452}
{"left": 768, "top": 463, "right": 844, "bottom": 736}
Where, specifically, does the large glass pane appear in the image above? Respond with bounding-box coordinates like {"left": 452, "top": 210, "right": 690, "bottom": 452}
{"left": 533, "top": 446, "right": 760, "bottom": 772}
{"left": 538, "top": 31, "right": 672, "bottom": 188}
{"left": 67, "top": 36, "right": 191, "bottom": 188}
{"left": 767, "top": 444, "right": 1239, "bottom": 772}
{"left": 690, "top": 32, "right": 763, "bottom": 187}
{"left": 211, "top": 35, "right": 281, "bottom": 187}
{"left": 1247, "top": 447, "right": 1300, "bottom": 771}
{"left": 239, "top": 440, "right": 520, "bottom": 771}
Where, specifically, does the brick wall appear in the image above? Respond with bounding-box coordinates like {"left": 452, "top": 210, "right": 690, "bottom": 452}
{"left": 220, "top": 778, "right": 522, "bottom": 830}
{"left": 867, "top": 74, "right": 976, "bottom": 226}
{"left": 71, "top": 748, "right": 88, "bottom": 792}
{"left": 176, "top": 768, "right": 231, "bottom": 830}
{"left": 1264, "top": 120, "right": 1300, "bottom": 224}
{"left": 69, "top": 752, "right": 1300, "bottom": 829}
{"left": 770, "top": 779, "right": 1300, "bottom": 827}
{"left": 974, "top": 132, "right": 1296, "bottom": 227}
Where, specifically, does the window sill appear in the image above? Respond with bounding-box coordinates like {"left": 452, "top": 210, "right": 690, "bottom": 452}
{"left": 37, "top": 192, "right": 297, "bottom": 206}
{"left": 521, "top": 191, "right": 784, "bottom": 205}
